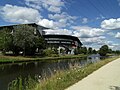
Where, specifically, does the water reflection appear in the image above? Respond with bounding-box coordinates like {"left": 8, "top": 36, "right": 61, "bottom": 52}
{"left": 0, "top": 55, "right": 100, "bottom": 90}
{"left": 87, "top": 54, "right": 101, "bottom": 63}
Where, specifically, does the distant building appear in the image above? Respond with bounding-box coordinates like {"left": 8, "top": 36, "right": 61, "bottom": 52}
{"left": 43, "top": 35, "right": 82, "bottom": 54}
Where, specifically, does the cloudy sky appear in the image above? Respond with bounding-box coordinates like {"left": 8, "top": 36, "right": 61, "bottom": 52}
{"left": 0, "top": 0, "right": 120, "bottom": 50}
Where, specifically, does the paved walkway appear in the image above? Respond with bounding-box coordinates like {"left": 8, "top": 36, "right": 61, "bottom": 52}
{"left": 66, "top": 58, "right": 120, "bottom": 90}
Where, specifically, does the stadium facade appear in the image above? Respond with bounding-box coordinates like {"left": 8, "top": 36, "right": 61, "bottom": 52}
{"left": 43, "top": 35, "right": 82, "bottom": 54}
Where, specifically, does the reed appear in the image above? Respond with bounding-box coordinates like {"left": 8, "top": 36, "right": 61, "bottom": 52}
{"left": 35, "top": 56, "right": 119, "bottom": 90}
{"left": 8, "top": 75, "right": 38, "bottom": 90}
{"left": 7, "top": 56, "right": 119, "bottom": 90}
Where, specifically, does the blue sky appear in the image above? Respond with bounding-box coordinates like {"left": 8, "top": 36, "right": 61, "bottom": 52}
{"left": 0, "top": 0, "right": 120, "bottom": 50}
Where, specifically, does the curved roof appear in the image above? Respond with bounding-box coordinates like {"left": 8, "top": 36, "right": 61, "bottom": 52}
{"left": 43, "top": 34, "right": 82, "bottom": 45}
{"left": 0, "top": 23, "right": 49, "bottom": 29}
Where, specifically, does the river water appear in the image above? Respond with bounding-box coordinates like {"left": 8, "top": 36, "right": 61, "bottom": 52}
{"left": 0, "top": 55, "right": 100, "bottom": 90}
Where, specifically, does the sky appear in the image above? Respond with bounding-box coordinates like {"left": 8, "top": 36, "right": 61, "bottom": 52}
{"left": 0, "top": 0, "right": 120, "bottom": 50}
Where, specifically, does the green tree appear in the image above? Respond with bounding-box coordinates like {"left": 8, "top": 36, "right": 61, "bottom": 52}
{"left": 34, "top": 36, "right": 46, "bottom": 50}
{"left": 60, "top": 48, "right": 65, "bottom": 54}
{"left": 0, "top": 28, "right": 13, "bottom": 54}
{"left": 108, "top": 49, "right": 112, "bottom": 54}
{"left": 80, "top": 47, "right": 87, "bottom": 54}
{"left": 114, "top": 50, "right": 120, "bottom": 55}
{"left": 99, "top": 45, "right": 109, "bottom": 56}
{"left": 88, "top": 47, "right": 92, "bottom": 54}
{"left": 13, "top": 25, "right": 45, "bottom": 56}
{"left": 92, "top": 49, "right": 97, "bottom": 54}
{"left": 74, "top": 47, "right": 81, "bottom": 55}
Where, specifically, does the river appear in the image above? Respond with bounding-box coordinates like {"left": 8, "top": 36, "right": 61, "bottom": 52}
{"left": 0, "top": 55, "right": 100, "bottom": 90}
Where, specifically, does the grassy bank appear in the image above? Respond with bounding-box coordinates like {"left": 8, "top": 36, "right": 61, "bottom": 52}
{"left": 0, "top": 54, "right": 87, "bottom": 64}
{"left": 34, "top": 56, "right": 119, "bottom": 90}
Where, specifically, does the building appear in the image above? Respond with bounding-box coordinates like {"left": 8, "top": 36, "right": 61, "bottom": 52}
{"left": 0, "top": 23, "right": 48, "bottom": 35}
{"left": 43, "top": 35, "right": 82, "bottom": 54}
{"left": 0, "top": 23, "right": 82, "bottom": 55}
{"left": 0, "top": 23, "right": 49, "bottom": 55}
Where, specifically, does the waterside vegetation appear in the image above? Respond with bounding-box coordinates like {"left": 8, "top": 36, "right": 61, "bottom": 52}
{"left": 1, "top": 24, "right": 120, "bottom": 90}
{"left": 0, "top": 54, "right": 87, "bottom": 63}
{"left": 35, "top": 56, "right": 119, "bottom": 90}
{"left": 8, "top": 56, "right": 119, "bottom": 90}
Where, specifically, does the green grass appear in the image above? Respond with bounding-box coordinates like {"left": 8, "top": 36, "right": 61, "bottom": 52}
{"left": 0, "top": 54, "right": 87, "bottom": 63}
{"left": 8, "top": 76, "right": 38, "bottom": 90}
{"left": 34, "top": 56, "right": 120, "bottom": 90}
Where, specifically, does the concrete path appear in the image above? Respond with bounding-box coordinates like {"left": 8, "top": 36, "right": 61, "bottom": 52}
{"left": 66, "top": 58, "right": 120, "bottom": 90}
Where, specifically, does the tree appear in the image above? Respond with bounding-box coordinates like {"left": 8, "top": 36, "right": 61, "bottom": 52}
{"left": 108, "top": 49, "right": 112, "bottom": 54}
{"left": 60, "top": 48, "right": 65, "bottom": 54}
{"left": 99, "top": 45, "right": 109, "bottom": 56}
{"left": 0, "top": 28, "right": 13, "bottom": 54}
{"left": 88, "top": 47, "right": 92, "bottom": 54}
{"left": 74, "top": 47, "right": 80, "bottom": 55}
{"left": 92, "top": 49, "right": 97, "bottom": 54}
{"left": 114, "top": 50, "right": 120, "bottom": 55}
{"left": 34, "top": 36, "right": 46, "bottom": 50}
{"left": 80, "top": 47, "right": 87, "bottom": 54}
{"left": 12, "top": 25, "right": 46, "bottom": 56}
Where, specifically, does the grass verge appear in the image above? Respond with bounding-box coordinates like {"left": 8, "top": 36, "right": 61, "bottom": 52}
{"left": 35, "top": 56, "right": 120, "bottom": 90}
{"left": 0, "top": 54, "right": 87, "bottom": 64}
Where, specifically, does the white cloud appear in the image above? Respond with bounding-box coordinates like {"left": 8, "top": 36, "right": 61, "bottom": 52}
{"left": 107, "top": 32, "right": 115, "bottom": 36}
{"left": 100, "top": 14, "right": 105, "bottom": 19}
{"left": 70, "top": 26, "right": 108, "bottom": 50}
{"left": 108, "top": 43, "right": 120, "bottom": 50}
{"left": 38, "top": 15, "right": 76, "bottom": 29}
{"left": 48, "top": 6, "right": 61, "bottom": 13}
{"left": 49, "top": 12, "right": 77, "bottom": 21}
{"left": 80, "top": 36, "right": 115, "bottom": 50}
{"left": 82, "top": 18, "right": 88, "bottom": 24}
{"left": 0, "top": 4, "right": 41, "bottom": 23}
{"left": 25, "top": 0, "right": 64, "bottom": 13}
{"left": 115, "top": 32, "right": 120, "bottom": 39}
{"left": 80, "top": 36, "right": 106, "bottom": 45}
{"left": 71, "top": 26, "right": 105, "bottom": 38}
{"left": 25, "top": 1, "right": 42, "bottom": 10}
{"left": 48, "top": 12, "right": 77, "bottom": 28}
{"left": 37, "top": 19, "right": 54, "bottom": 28}
{"left": 44, "top": 29, "right": 72, "bottom": 35}
{"left": 96, "top": 17, "right": 100, "bottom": 20}
{"left": 101, "top": 18, "right": 120, "bottom": 30}
{"left": 0, "top": 4, "right": 77, "bottom": 29}
{"left": 0, "top": 4, "right": 76, "bottom": 29}
{"left": 49, "top": 13, "right": 65, "bottom": 20}
{"left": 96, "top": 15, "right": 105, "bottom": 20}
{"left": 42, "top": 0, "right": 64, "bottom": 7}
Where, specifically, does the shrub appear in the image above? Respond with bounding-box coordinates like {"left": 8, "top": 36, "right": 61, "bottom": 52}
{"left": 43, "top": 49, "right": 59, "bottom": 57}
{"left": 50, "top": 54, "right": 59, "bottom": 57}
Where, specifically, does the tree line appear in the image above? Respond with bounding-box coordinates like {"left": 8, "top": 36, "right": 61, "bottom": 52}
{"left": 74, "top": 45, "right": 120, "bottom": 56}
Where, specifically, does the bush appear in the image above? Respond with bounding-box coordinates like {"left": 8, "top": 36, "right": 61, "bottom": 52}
{"left": 99, "top": 45, "right": 109, "bottom": 56}
{"left": 50, "top": 54, "right": 59, "bottom": 57}
{"left": 43, "top": 49, "right": 59, "bottom": 57}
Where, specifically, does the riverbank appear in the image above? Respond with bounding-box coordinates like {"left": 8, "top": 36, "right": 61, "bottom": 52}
{"left": 34, "top": 56, "right": 119, "bottom": 90}
{"left": 66, "top": 57, "right": 120, "bottom": 90}
{"left": 0, "top": 54, "right": 87, "bottom": 64}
